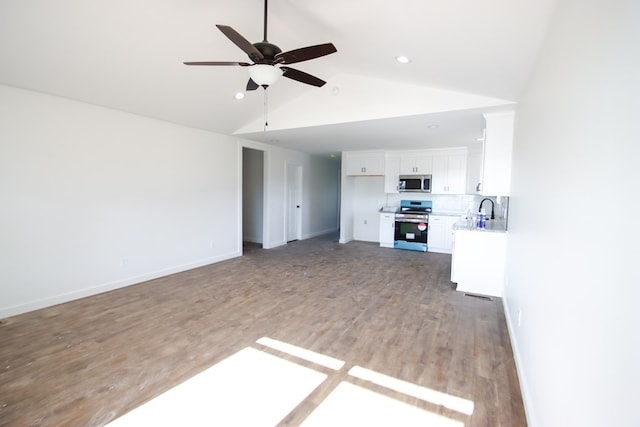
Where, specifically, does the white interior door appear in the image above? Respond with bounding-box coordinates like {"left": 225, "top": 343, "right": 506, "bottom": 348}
{"left": 286, "top": 163, "right": 302, "bottom": 242}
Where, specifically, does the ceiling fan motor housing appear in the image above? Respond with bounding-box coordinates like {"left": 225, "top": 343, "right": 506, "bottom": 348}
{"left": 253, "top": 42, "right": 282, "bottom": 63}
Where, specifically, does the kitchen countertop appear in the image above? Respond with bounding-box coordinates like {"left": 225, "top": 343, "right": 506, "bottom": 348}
{"left": 453, "top": 218, "right": 508, "bottom": 233}
{"left": 430, "top": 211, "right": 465, "bottom": 217}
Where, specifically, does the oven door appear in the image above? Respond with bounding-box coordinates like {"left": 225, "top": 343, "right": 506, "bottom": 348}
{"left": 394, "top": 218, "right": 428, "bottom": 251}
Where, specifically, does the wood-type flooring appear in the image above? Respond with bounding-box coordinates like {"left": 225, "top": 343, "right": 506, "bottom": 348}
{"left": 0, "top": 233, "right": 525, "bottom": 426}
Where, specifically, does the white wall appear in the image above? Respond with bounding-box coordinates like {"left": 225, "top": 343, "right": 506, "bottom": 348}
{"left": 242, "top": 147, "right": 264, "bottom": 244}
{"left": 0, "top": 86, "right": 342, "bottom": 317}
{"left": 504, "top": 1, "right": 640, "bottom": 426}
{"left": 0, "top": 85, "right": 242, "bottom": 317}
{"left": 306, "top": 155, "right": 341, "bottom": 239}
{"left": 244, "top": 140, "right": 340, "bottom": 249}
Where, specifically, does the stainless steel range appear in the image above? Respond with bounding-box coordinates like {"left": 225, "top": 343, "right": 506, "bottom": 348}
{"left": 394, "top": 200, "right": 432, "bottom": 252}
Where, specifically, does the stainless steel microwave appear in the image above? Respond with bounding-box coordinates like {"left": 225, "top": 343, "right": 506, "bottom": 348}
{"left": 399, "top": 175, "right": 432, "bottom": 192}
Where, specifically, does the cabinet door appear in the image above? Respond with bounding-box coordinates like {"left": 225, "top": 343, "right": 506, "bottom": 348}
{"left": 344, "top": 152, "right": 385, "bottom": 176}
{"left": 414, "top": 155, "right": 433, "bottom": 174}
{"left": 365, "top": 155, "right": 385, "bottom": 175}
{"left": 431, "top": 152, "right": 467, "bottom": 194}
{"left": 399, "top": 154, "right": 433, "bottom": 175}
{"left": 345, "top": 157, "right": 366, "bottom": 175}
{"left": 379, "top": 213, "right": 395, "bottom": 247}
{"left": 428, "top": 216, "right": 447, "bottom": 250}
{"left": 384, "top": 155, "right": 400, "bottom": 193}
{"left": 466, "top": 147, "right": 483, "bottom": 194}
{"left": 482, "top": 112, "right": 514, "bottom": 196}
{"left": 446, "top": 154, "right": 467, "bottom": 194}
{"left": 431, "top": 155, "right": 448, "bottom": 193}
{"left": 444, "top": 216, "right": 458, "bottom": 250}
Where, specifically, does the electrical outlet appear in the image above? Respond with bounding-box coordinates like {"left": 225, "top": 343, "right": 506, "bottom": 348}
{"left": 517, "top": 308, "right": 522, "bottom": 327}
{"left": 209, "top": 240, "right": 215, "bottom": 248}
{"left": 364, "top": 219, "right": 368, "bottom": 225}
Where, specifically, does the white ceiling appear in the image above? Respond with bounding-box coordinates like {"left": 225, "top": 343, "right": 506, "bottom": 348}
{"left": 0, "top": 0, "right": 558, "bottom": 156}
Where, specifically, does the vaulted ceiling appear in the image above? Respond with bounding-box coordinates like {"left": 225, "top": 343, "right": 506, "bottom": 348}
{"left": 0, "top": 0, "right": 558, "bottom": 155}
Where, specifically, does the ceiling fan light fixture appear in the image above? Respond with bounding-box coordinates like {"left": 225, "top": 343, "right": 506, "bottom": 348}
{"left": 248, "top": 64, "right": 282, "bottom": 86}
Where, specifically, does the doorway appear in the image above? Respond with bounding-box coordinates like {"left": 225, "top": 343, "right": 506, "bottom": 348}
{"left": 286, "top": 163, "right": 302, "bottom": 242}
{"left": 242, "top": 147, "right": 264, "bottom": 248}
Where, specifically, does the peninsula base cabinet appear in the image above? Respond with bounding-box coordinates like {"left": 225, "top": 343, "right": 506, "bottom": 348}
{"left": 451, "top": 230, "right": 506, "bottom": 297}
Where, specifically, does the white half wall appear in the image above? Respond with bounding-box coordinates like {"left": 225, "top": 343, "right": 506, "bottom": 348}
{"left": 0, "top": 85, "right": 242, "bottom": 318}
{"left": 504, "top": 1, "right": 640, "bottom": 426}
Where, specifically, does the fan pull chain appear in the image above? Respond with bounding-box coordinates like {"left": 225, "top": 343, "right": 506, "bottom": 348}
{"left": 263, "top": 88, "right": 269, "bottom": 131}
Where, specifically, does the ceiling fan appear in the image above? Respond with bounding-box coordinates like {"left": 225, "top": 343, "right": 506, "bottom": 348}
{"left": 184, "top": 0, "right": 337, "bottom": 91}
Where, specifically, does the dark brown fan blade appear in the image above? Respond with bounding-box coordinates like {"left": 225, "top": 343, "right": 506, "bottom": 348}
{"left": 216, "top": 25, "right": 264, "bottom": 63}
{"left": 275, "top": 43, "right": 337, "bottom": 65}
{"left": 247, "top": 78, "right": 259, "bottom": 91}
{"left": 281, "top": 66, "right": 326, "bottom": 87}
{"left": 183, "top": 61, "right": 251, "bottom": 66}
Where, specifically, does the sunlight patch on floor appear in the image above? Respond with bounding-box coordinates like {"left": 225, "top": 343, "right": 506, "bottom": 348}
{"left": 300, "top": 381, "right": 464, "bottom": 427}
{"left": 348, "top": 365, "right": 475, "bottom": 415}
{"left": 105, "top": 337, "right": 474, "bottom": 426}
{"left": 257, "top": 336, "right": 345, "bottom": 370}
{"left": 106, "top": 347, "right": 326, "bottom": 427}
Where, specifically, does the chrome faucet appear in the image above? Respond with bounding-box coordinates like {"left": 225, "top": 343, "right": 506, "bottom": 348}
{"left": 479, "top": 198, "right": 495, "bottom": 220}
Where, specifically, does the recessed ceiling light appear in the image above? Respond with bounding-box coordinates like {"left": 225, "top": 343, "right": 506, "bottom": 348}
{"left": 396, "top": 55, "right": 410, "bottom": 64}
{"left": 234, "top": 92, "right": 245, "bottom": 100}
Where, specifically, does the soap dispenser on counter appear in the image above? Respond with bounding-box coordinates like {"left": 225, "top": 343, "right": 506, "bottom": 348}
{"left": 476, "top": 209, "right": 486, "bottom": 229}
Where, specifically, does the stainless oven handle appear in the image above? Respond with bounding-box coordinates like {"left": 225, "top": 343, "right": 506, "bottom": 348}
{"left": 394, "top": 219, "right": 428, "bottom": 224}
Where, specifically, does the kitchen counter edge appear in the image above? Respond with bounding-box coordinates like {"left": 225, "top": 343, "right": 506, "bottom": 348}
{"left": 453, "top": 219, "right": 508, "bottom": 233}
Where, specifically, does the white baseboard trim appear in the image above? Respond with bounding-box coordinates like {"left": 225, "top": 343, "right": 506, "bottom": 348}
{"left": 0, "top": 250, "right": 241, "bottom": 319}
{"left": 263, "top": 240, "right": 286, "bottom": 249}
{"left": 302, "top": 227, "right": 339, "bottom": 240}
{"left": 502, "top": 297, "right": 537, "bottom": 427}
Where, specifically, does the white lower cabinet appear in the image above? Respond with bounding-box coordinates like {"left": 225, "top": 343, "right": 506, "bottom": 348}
{"left": 379, "top": 212, "right": 395, "bottom": 248}
{"left": 451, "top": 230, "right": 506, "bottom": 297}
{"left": 427, "top": 215, "right": 457, "bottom": 253}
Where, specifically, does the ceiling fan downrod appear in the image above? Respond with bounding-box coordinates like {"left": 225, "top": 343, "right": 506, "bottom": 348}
{"left": 263, "top": 0, "right": 269, "bottom": 42}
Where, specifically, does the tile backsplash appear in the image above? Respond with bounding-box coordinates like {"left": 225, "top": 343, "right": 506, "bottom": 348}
{"left": 384, "top": 193, "right": 509, "bottom": 219}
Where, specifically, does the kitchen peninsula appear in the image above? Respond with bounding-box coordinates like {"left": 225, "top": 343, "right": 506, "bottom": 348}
{"left": 451, "top": 218, "right": 508, "bottom": 297}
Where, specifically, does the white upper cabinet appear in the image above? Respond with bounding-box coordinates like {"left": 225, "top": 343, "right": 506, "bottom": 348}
{"left": 399, "top": 152, "right": 433, "bottom": 175}
{"left": 431, "top": 149, "right": 468, "bottom": 194}
{"left": 480, "top": 111, "right": 515, "bottom": 196}
{"left": 384, "top": 153, "right": 401, "bottom": 193}
{"left": 343, "top": 151, "right": 385, "bottom": 176}
{"left": 466, "top": 143, "right": 484, "bottom": 194}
